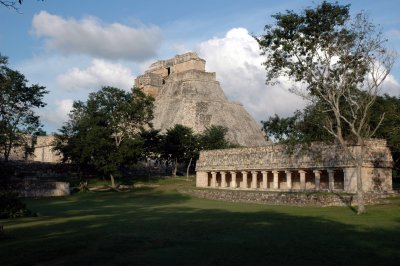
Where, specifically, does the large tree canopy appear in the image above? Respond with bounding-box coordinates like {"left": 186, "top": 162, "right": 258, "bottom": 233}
{"left": 158, "top": 124, "right": 235, "bottom": 177}
{"left": 199, "top": 125, "right": 236, "bottom": 150}
{"left": 161, "top": 124, "right": 196, "bottom": 177}
{"left": 257, "top": 1, "right": 395, "bottom": 214}
{"left": 263, "top": 95, "right": 400, "bottom": 175}
{"left": 55, "top": 87, "right": 153, "bottom": 186}
{"left": 0, "top": 54, "right": 48, "bottom": 161}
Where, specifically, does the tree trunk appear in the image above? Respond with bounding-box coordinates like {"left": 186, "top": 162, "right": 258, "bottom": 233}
{"left": 186, "top": 157, "right": 193, "bottom": 180}
{"left": 4, "top": 142, "right": 11, "bottom": 162}
{"left": 356, "top": 145, "right": 366, "bottom": 214}
{"left": 110, "top": 174, "right": 116, "bottom": 188}
{"left": 4, "top": 134, "right": 14, "bottom": 162}
{"left": 172, "top": 158, "right": 177, "bottom": 177}
{"left": 3, "top": 151, "right": 8, "bottom": 162}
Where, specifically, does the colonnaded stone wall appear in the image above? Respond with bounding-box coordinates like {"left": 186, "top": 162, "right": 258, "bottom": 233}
{"left": 196, "top": 139, "right": 393, "bottom": 193}
{"left": 135, "top": 52, "right": 268, "bottom": 147}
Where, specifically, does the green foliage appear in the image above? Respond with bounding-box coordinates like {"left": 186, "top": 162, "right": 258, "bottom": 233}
{"left": 54, "top": 87, "right": 153, "bottom": 181}
{"left": 0, "top": 192, "right": 32, "bottom": 218}
{"left": 161, "top": 124, "right": 194, "bottom": 162}
{"left": 199, "top": 125, "right": 236, "bottom": 150}
{"left": 0, "top": 53, "right": 48, "bottom": 161}
{"left": 159, "top": 124, "right": 235, "bottom": 175}
{"left": 257, "top": 1, "right": 365, "bottom": 89}
{"left": 257, "top": 1, "right": 393, "bottom": 145}
{"left": 262, "top": 114, "right": 299, "bottom": 143}
{"left": 371, "top": 94, "right": 400, "bottom": 176}
{"left": 371, "top": 94, "right": 400, "bottom": 148}
{"left": 140, "top": 129, "right": 163, "bottom": 160}
{"left": 161, "top": 124, "right": 197, "bottom": 175}
{"left": 262, "top": 103, "right": 336, "bottom": 144}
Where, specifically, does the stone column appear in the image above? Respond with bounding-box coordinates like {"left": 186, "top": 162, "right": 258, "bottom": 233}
{"left": 211, "top": 171, "right": 217, "bottom": 187}
{"left": 251, "top": 171, "right": 258, "bottom": 189}
{"left": 241, "top": 171, "right": 248, "bottom": 189}
{"left": 285, "top": 170, "right": 292, "bottom": 190}
{"left": 313, "top": 170, "right": 321, "bottom": 191}
{"left": 299, "top": 170, "right": 306, "bottom": 190}
{"left": 327, "top": 169, "right": 334, "bottom": 191}
{"left": 273, "top": 170, "right": 279, "bottom": 190}
{"left": 230, "top": 171, "right": 237, "bottom": 188}
{"left": 261, "top": 171, "right": 268, "bottom": 190}
{"left": 221, "top": 171, "right": 227, "bottom": 188}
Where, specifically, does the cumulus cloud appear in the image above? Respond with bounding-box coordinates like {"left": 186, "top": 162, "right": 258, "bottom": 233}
{"left": 32, "top": 11, "right": 162, "bottom": 61}
{"left": 197, "top": 27, "right": 306, "bottom": 123}
{"left": 39, "top": 99, "right": 73, "bottom": 129}
{"left": 381, "top": 74, "right": 400, "bottom": 95}
{"left": 56, "top": 59, "right": 135, "bottom": 91}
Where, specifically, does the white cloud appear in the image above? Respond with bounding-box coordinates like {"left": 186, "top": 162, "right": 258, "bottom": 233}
{"left": 57, "top": 59, "right": 135, "bottom": 91}
{"left": 381, "top": 74, "right": 400, "bottom": 95}
{"left": 32, "top": 11, "right": 162, "bottom": 61}
{"left": 39, "top": 99, "right": 73, "bottom": 129}
{"left": 196, "top": 27, "right": 306, "bottom": 123}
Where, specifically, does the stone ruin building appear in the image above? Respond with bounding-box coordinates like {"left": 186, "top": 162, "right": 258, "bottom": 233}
{"left": 2, "top": 135, "right": 61, "bottom": 163}
{"left": 135, "top": 52, "right": 268, "bottom": 147}
{"left": 196, "top": 139, "right": 393, "bottom": 193}
{"left": 32, "top": 135, "right": 62, "bottom": 163}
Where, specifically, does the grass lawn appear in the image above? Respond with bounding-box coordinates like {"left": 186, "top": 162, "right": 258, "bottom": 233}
{"left": 1, "top": 177, "right": 400, "bottom": 265}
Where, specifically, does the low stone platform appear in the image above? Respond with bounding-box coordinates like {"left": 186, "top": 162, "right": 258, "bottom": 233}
{"left": 180, "top": 188, "right": 394, "bottom": 207}
{"left": 7, "top": 179, "right": 70, "bottom": 197}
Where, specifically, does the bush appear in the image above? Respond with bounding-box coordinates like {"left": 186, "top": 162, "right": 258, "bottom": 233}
{"left": 0, "top": 192, "right": 33, "bottom": 218}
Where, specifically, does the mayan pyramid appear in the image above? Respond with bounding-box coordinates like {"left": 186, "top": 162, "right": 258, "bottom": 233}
{"left": 135, "top": 52, "right": 268, "bottom": 147}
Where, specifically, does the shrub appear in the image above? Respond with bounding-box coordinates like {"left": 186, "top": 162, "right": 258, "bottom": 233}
{"left": 0, "top": 192, "right": 33, "bottom": 218}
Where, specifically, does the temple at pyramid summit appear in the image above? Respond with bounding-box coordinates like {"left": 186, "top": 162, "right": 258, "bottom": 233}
{"left": 135, "top": 52, "right": 268, "bottom": 147}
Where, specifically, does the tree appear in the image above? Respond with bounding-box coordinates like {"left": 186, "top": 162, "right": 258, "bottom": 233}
{"left": 140, "top": 129, "right": 163, "bottom": 161}
{"left": 257, "top": 1, "right": 395, "bottom": 214}
{"left": 199, "top": 125, "right": 235, "bottom": 150}
{"left": 54, "top": 87, "right": 153, "bottom": 187}
{"left": 370, "top": 94, "right": 400, "bottom": 177}
{"left": 1, "top": 0, "right": 43, "bottom": 12}
{"left": 262, "top": 103, "right": 335, "bottom": 144}
{"left": 0, "top": 54, "right": 48, "bottom": 161}
{"left": 264, "top": 94, "right": 400, "bottom": 182}
{"left": 262, "top": 113, "right": 301, "bottom": 143}
{"left": 161, "top": 124, "right": 197, "bottom": 177}
{"left": 147, "top": 125, "right": 235, "bottom": 178}
{"left": 0, "top": 0, "right": 22, "bottom": 11}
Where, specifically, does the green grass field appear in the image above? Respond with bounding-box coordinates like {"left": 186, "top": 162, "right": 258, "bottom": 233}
{"left": 1, "top": 177, "right": 400, "bottom": 266}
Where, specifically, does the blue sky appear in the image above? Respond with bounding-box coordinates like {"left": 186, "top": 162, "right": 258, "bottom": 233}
{"left": 1, "top": 0, "right": 400, "bottom": 133}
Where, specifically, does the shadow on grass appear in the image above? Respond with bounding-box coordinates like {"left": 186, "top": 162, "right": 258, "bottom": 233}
{"left": 1, "top": 189, "right": 400, "bottom": 266}
{"left": 332, "top": 191, "right": 357, "bottom": 213}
